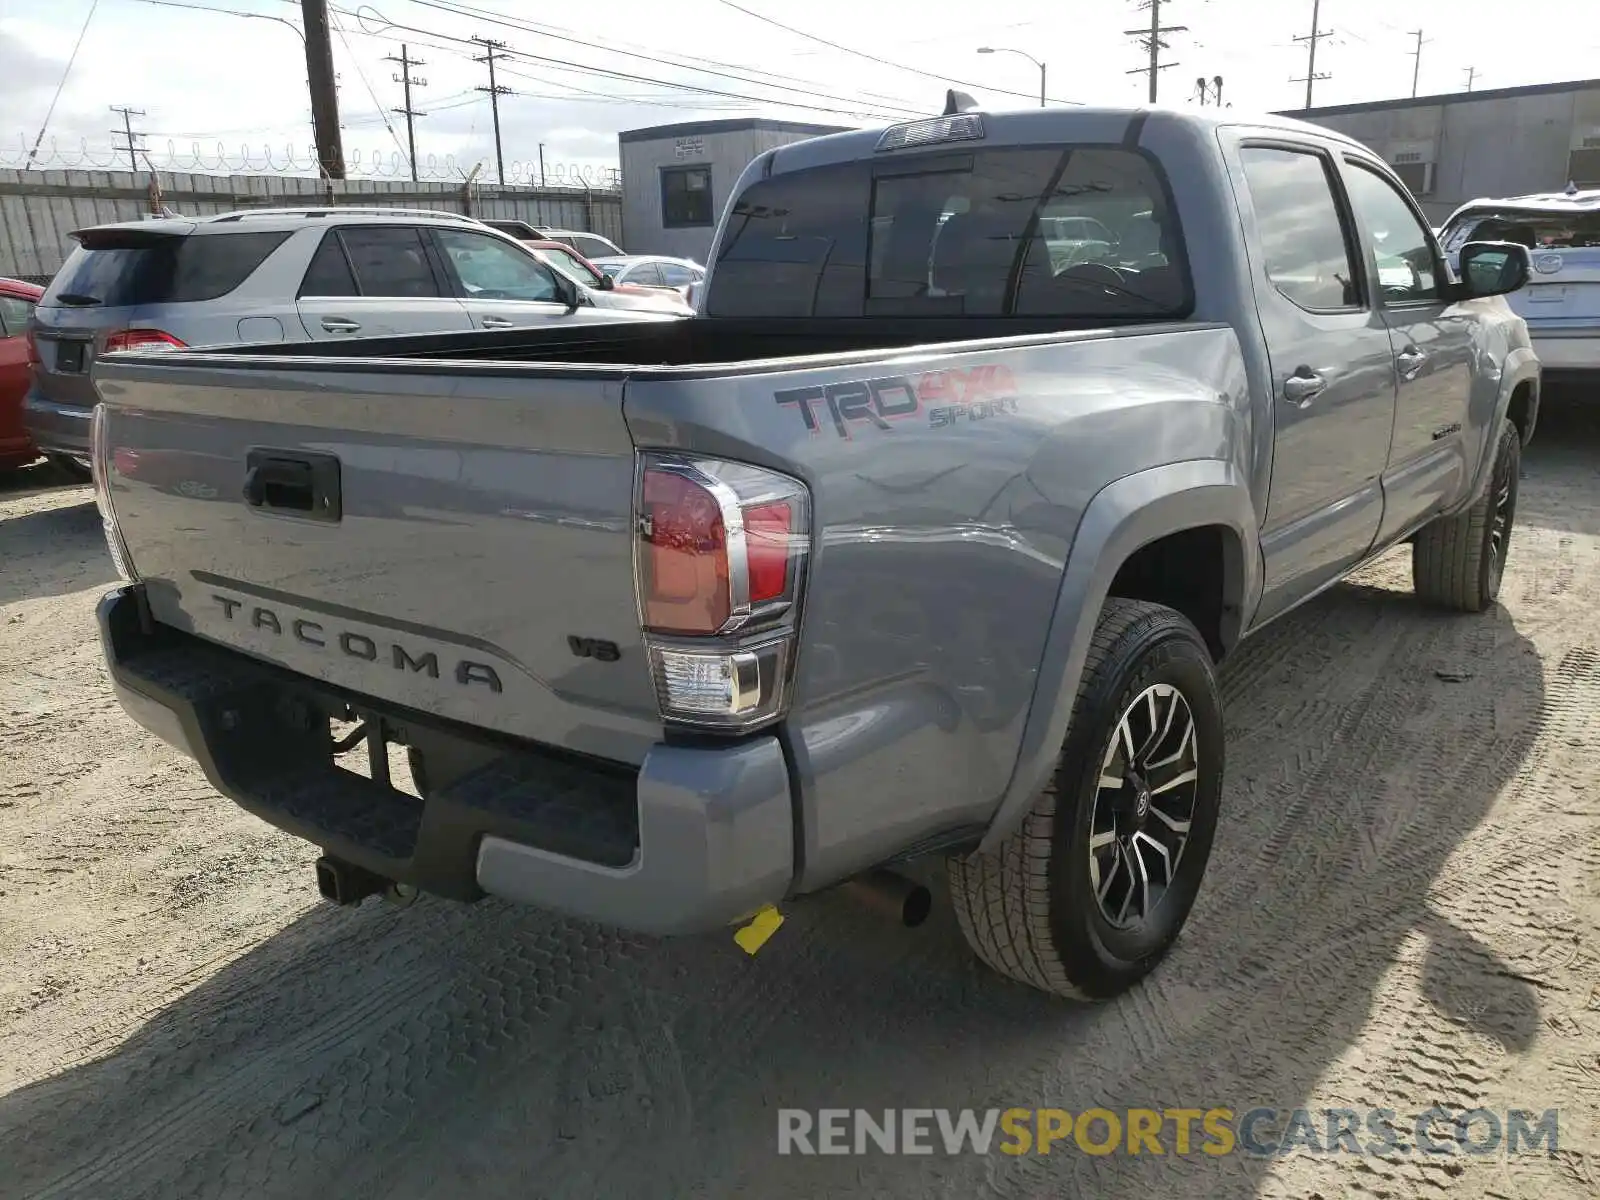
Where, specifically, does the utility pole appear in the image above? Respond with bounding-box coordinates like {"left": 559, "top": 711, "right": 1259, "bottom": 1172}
{"left": 301, "top": 0, "right": 345, "bottom": 179}
{"left": 385, "top": 45, "right": 428, "bottom": 182}
{"left": 1124, "top": 0, "right": 1186, "bottom": 104}
{"left": 1463, "top": 66, "right": 1478, "bottom": 92}
{"left": 471, "top": 36, "right": 512, "bottom": 185}
{"left": 1291, "top": 0, "right": 1333, "bottom": 110}
{"left": 109, "top": 106, "right": 146, "bottom": 173}
{"left": 1407, "top": 29, "right": 1429, "bottom": 98}
{"left": 1194, "top": 74, "right": 1226, "bottom": 107}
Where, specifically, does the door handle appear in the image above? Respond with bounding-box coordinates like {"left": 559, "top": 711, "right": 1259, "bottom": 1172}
{"left": 242, "top": 449, "right": 342, "bottom": 522}
{"left": 320, "top": 317, "right": 361, "bottom": 333}
{"left": 481, "top": 315, "right": 515, "bottom": 328}
{"left": 1396, "top": 347, "right": 1428, "bottom": 378}
{"left": 1282, "top": 370, "right": 1327, "bottom": 407}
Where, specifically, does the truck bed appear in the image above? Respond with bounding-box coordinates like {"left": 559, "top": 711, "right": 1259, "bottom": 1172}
{"left": 217, "top": 314, "right": 1197, "bottom": 371}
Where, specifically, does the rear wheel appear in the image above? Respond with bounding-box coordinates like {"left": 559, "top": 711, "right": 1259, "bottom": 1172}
{"left": 947, "top": 598, "right": 1224, "bottom": 1000}
{"left": 1412, "top": 418, "right": 1520, "bottom": 612}
{"left": 46, "top": 453, "right": 92, "bottom": 484}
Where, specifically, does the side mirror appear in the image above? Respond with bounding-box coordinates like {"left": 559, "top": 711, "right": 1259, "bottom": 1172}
{"left": 598, "top": 274, "right": 615, "bottom": 291}
{"left": 1456, "top": 241, "right": 1531, "bottom": 299}
{"left": 553, "top": 270, "right": 580, "bottom": 311}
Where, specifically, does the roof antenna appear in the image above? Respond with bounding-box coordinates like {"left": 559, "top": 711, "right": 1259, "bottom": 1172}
{"left": 943, "top": 89, "right": 980, "bottom": 115}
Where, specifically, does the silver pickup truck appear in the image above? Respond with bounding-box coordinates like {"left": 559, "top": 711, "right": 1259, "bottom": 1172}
{"left": 88, "top": 103, "right": 1539, "bottom": 1001}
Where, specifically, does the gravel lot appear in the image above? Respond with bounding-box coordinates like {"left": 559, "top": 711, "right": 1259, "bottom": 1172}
{"left": 2, "top": 413, "right": 1599, "bottom": 1199}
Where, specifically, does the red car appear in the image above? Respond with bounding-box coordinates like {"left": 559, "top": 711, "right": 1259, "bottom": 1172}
{"left": 0, "top": 277, "right": 44, "bottom": 470}
{"left": 516, "top": 240, "right": 661, "bottom": 299}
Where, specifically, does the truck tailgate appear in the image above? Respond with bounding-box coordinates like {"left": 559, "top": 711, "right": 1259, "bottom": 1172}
{"left": 93, "top": 356, "right": 663, "bottom": 765}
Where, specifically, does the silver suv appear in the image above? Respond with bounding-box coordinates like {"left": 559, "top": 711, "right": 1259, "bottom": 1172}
{"left": 24, "top": 207, "right": 683, "bottom": 476}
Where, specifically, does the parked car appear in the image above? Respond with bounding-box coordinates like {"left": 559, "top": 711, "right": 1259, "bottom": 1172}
{"left": 516, "top": 239, "right": 681, "bottom": 305}
{"left": 590, "top": 255, "right": 706, "bottom": 298}
{"left": 1439, "top": 187, "right": 1600, "bottom": 390}
{"left": 0, "top": 277, "right": 43, "bottom": 471}
{"left": 480, "top": 220, "right": 625, "bottom": 261}
{"left": 24, "top": 207, "right": 684, "bottom": 478}
{"left": 89, "top": 103, "right": 1537, "bottom": 1002}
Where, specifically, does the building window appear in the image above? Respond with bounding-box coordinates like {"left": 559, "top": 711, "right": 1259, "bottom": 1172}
{"left": 662, "top": 166, "right": 714, "bottom": 228}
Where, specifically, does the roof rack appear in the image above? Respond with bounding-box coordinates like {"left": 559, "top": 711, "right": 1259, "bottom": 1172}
{"left": 206, "top": 206, "right": 483, "bottom": 224}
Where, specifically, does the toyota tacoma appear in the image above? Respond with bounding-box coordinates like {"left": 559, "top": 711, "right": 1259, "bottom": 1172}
{"left": 88, "top": 100, "right": 1539, "bottom": 999}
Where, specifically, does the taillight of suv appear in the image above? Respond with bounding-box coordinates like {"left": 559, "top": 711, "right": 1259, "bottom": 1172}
{"left": 634, "top": 453, "right": 810, "bottom": 731}
{"left": 105, "top": 329, "right": 187, "bottom": 353}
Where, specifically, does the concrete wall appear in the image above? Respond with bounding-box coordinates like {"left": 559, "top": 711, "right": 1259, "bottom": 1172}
{"left": 0, "top": 169, "right": 623, "bottom": 282}
{"left": 1296, "top": 82, "right": 1600, "bottom": 221}
{"left": 619, "top": 120, "right": 848, "bottom": 262}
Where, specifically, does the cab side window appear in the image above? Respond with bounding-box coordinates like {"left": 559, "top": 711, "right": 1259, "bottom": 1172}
{"left": 1240, "top": 147, "right": 1361, "bottom": 312}
{"left": 1342, "top": 163, "right": 1443, "bottom": 304}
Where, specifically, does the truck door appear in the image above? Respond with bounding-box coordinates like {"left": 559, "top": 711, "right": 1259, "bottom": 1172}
{"left": 1234, "top": 143, "right": 1398, "bottom": 621}
{"left": 1339, "top": 158, "right": 1475, "bottom": 544}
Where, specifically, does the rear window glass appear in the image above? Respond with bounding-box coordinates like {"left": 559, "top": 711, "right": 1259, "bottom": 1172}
{"left": 42, "top": 230, "right": 291, "bottom": 307}
{"left": 300, "top": 233, "right": 359, "bottom": 296}
{"left": 707, "top": 146, "right": 1189, "bottom": 318}
{"left": 336, "top": 227, "right": 441, "bottom": 298}
{"left": 1442, "top": 211, "right": 1600, "bottom": 252}
{"left": 567, "top": 235, "right": 620, "bottom": 260}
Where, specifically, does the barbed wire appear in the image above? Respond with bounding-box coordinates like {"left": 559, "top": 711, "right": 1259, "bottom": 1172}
{"left": 0, "top": 133, "right": 621, "bottom": 189}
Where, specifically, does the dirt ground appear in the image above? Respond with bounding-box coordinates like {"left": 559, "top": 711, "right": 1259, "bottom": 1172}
{"left": 2, "top": 413, "right": 1599, "bottom": 1200}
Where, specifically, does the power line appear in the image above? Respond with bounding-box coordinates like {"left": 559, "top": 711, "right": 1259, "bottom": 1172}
{"left": 471, "top": 36, "right": 511, "bottom": 184}
{"left": 710, "top": 0, "right": 1077, "bottom": 106}
{"left": 390, "top": 0, "right": 923, "bottom": 117}
{"left": 109, "top": 105, "right": 147, "bottom": 173}
{"left": 330, "top": 8, "right": 412, "bottom": 166}
{"left": 1291, "top": 0, "right": 1333, "bottom": 110}
{"left": 1124, "top": 0, "right": 1186, "bottom": 104}
{"left": 385, "top": 44, "right": 427, "bottom": 181}
{"left": 343, "top": 7, "right": 909, "bottom": 121}
{"left": 26, "top": 0, "right": 101, "bottom": 167}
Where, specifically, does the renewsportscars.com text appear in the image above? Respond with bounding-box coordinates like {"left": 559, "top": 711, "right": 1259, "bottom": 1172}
{"left": 777, "top": 1107, "right": 1560, "bottom": 1158}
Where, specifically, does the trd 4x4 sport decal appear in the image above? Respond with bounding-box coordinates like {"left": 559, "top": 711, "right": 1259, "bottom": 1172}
{"left": 775, "top": 364, "right": 1021, "bottom": 439}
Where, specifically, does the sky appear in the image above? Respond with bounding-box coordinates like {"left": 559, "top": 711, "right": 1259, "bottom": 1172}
{"left": 2, "top": 0, "right": 1599, "bottom": 185}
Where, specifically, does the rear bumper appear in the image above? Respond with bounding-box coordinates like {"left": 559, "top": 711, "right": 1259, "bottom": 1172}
{"left": 21, "top": 388, "right": 93, "bottom": 458}
{"left": 98, "top": 585, "right": 795, "bottom": 934}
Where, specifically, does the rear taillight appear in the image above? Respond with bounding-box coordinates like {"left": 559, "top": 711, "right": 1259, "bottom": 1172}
{"left": 104, "top": 329, "right": 186, "bottom": 353}
{"left": 90, "top": 405, "right": 139, "bottom": 582}
{"left": 635, "top": 453, "right": 810, "bottom": 731}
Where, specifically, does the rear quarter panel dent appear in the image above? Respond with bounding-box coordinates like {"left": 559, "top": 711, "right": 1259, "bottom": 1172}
{"left": 978, "top": 459, "right": 1260, "bottom": 852}
{"left": 623, "top": 326, "right": 1252, "bottom": 891}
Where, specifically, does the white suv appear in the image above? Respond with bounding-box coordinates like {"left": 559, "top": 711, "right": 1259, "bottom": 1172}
{"left": 1439, "top": 188, "right": 1600, "bottom": 390}
{"left": 25, "top": 207, "right": 686, "bottom": 475}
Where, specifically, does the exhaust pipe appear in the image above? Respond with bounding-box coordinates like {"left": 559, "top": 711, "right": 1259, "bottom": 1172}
{"left": 843, "top": 869, "right": 932, "bottom": 928}
{"left": 314, "top": 855, "right": 388, "bottom": 907}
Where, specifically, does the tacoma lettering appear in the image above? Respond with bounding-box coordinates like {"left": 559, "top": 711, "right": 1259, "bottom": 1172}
{"left": 209, "top": 593, "right": 501, "bottom": 692}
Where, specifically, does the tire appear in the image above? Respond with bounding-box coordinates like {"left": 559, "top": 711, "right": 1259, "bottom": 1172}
{"left": 1412, "top": 419, "right": 1520, "bottom": 613}
{"left": 947, "top": 598, "right": 1224, "bottom": 1000}
{"left": 46, "top": 452, "right": 92, "bottom": 484}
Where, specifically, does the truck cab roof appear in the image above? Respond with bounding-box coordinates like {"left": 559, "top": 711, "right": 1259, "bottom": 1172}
{"left": 762, "top": 104, "right": 1368, "bottom": 177}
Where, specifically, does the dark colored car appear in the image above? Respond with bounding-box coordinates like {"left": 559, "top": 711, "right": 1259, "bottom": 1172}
{"left": 0, "top": 277, "right": 44, "bottom": 471}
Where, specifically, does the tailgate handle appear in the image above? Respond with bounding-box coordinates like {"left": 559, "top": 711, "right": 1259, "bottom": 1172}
{"left": 243, "top": 449, "right": 342, "bottom": 522}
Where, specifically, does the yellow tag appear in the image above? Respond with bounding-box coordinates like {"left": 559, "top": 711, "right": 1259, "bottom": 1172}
{"left": 733, "top": 905, "right": 784, "bottom": 955}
